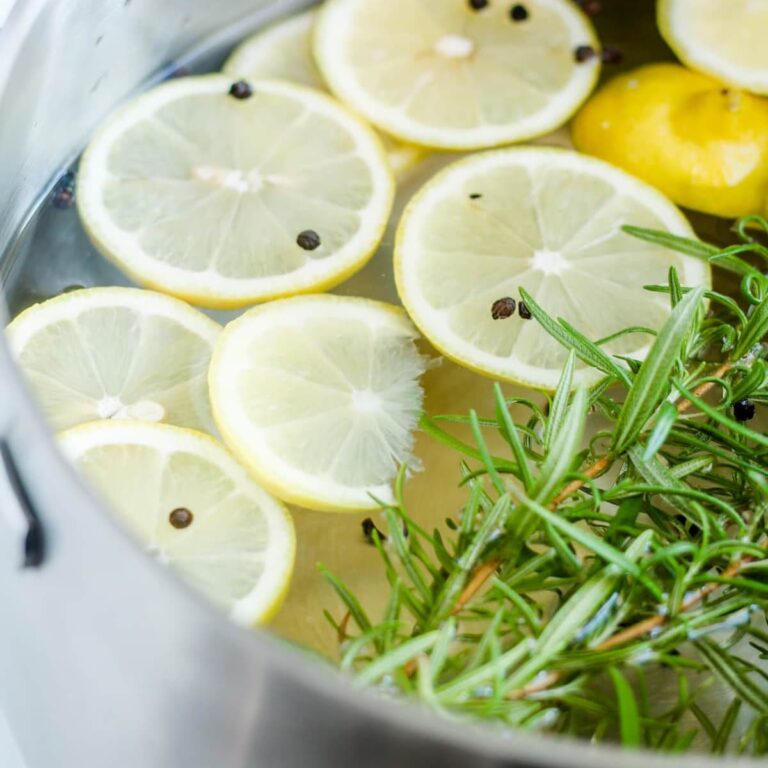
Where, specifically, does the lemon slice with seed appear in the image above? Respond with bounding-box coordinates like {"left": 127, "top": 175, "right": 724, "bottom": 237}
{"left": 59, "top": 420, "right": 295, "bottom": 625}
{"left": 314, "top": 0, "right": 600, "bottom": 151}
{"left": 209, "top": 295, "right": 427, "bottom": 512}
{"left": 77, "top": 75, "right": 395, "bottom": 309}
{"left": 658, "top": 0, "right": 768, "bottom": 95}
{"left": 224, "top": 9, "right": 424, "bottom": 177}
{"left": 6, "top": 287, "right": 219, "bottom": 432}
{"left": 395, "top": 147, "right": 711, "bottom": 390}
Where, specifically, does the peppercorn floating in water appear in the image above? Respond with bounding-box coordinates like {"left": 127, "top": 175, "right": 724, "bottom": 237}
{"left": 169, "top": 507, "right": 194, "bottom": 529}
{"left": 733, "top": 398, "right": 756, "bottom": 422}
{"left": 314, "top": 0, "right": 601, "bottom": 150}
{"left": 228, "top": 79, "right": 254, "bottom": 99}
{"left": 394, "top": 147, "right": 710, "bottom": 389}
{"left": 76, "top": 76, "right": 395, "bottom": 308}
{"left": 491, "top": 297, "right": 517, "bottom": 319}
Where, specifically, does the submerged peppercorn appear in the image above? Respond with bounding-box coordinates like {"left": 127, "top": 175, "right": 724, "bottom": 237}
{"left": 733, "top": 398, "right": 756, "bottom": 422}
{"left": 577, "top": 0, "right": 602, "bottom": 16}
{"left": 362, "top": 517, "right": 387, "bottom": 545}
{"left": 169, "top": 507, "right": 194, "bottom": 529}
{"left": 574, "top": 45, "right": 596, "bottom": 63}
{"left": 52, "top": 171, "right": 76, "bottom": 210}
{"left": 491, "top": 297, "right": 516, "bottom": 319}
{"left": 601, "top": 46, "right": 623, "bottom": 65}
{"left": 297, "top": 230, "right": 322, "bottom": 251}
{"left": 510, "top": 4, "right": 529, "bottom": 21}
{"left": 468, "top": 0, "right": 489, "bottom": 9}
{"left": 518, "top": 301, "right": 532, "bottom": 319}
{"left": 229, "top": 80, "right": 253, "bottom": 99}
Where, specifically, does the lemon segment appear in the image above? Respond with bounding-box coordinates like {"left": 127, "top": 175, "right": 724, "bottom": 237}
{"left": 395, "top": 147, "right": 711, "bottom": 390}
{"left": 223, "top": 9, "right": 424, "bottom": 177}
{"left": 6, "top": 287, "right": 220, "bottom": 433}
{"left": 209, "top": 295, "right": 427, "bottom": 512}
{"left": 314, "top": 0, "right": 600, "bottom": 150}
{"left": 572, "top": 63, "right": 768, "bottom": 218}
{"left": 77, "top": 76, "right": 395, "bottom": 309}
{"left": 59, "top": 420, "right": 295, "bottom": 624}
{"left": 659, "top": 0, "right": 768, "bottom": 96}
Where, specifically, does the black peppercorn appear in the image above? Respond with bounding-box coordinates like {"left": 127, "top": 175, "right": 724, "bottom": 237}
{"left": 297, "top": 230, "right": 322, "bottom": 251}
{"left": 733, "top": 398, "right": 756, "bottom": 422}
{"left": 52, "top": 171, "right": 76, "bottom": 210}
{"left": 601, "top": 46, "right": 623, "bottom": 65}
{"left": 229, "top": 80, "right": 253, "bottom": 99}
{"left": 510, "top": 4, "right": 529, "bottom": 21}
{"left": 577, "top": 0, "right": 601, "bottom": 16}
{"left": 491, "top": 297, "right": 517, "bottom": 319}
{"left": 362, "top": 517, "right": 387, "bottom": 544}
{"left": 468, "top": 0, "right": 489, "bottom": 9}
{"left": 574, "top": 45, "right": 596, "bottom": 63}
{"left": 169, "top": 507, "right": 194, "bottom": 529}
{"left": 518, "top": 301, "right": 532, "bottom": 319}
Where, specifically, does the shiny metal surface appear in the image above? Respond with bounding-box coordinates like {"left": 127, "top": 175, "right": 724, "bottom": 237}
{"left": 0, "top": 1, "right": 760, "bottom": 766}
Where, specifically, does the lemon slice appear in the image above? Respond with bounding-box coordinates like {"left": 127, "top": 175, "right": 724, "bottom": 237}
{"left": 6, "top": 287, "right": 220, "bottom": 432}
{"left": 395, "top": 147, "right": 711, "bottom": 390}
{"left": 659, "top": 0, "right": 768, "bottom": 95}
{"left": 223, "top": 9, "right": 424, "bottom": 177}
{"left": 209, "top": 295, "right": 427, "bottom": 512}
{"left": 314, "top": 0, "right": 600, "bottom": 151}
{"left": 59, "top": 420, "right": 295, "bottom": 624}
{"left": 77, "top": 75, "right": 395, "bottom": 309}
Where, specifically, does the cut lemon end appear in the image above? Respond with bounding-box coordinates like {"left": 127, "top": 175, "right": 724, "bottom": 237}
{"left": 209, "top": 295, "right": 427, "bottom": 513}
{"left": 6, "top": 286, "right": 220, "bottom": 433}
{"left": 314, "top": 0, "right": 600, "bottom": 151}
{"left": 572, "top": 63, "right": 768, "bottom": 219}
{"left": 77, "top": 75, "right": 394, "bottom": 309}
{"left": 59, "top": 420, "right": 296, "bottom": 625}
{"left": 395, "top": 147, "right": 711, "bottom": 390}
{"left": 659, "top": 0, "right": 768, "bottom": 96}
{"left": 223, "top": 8, "right": 425, "bottom": 178}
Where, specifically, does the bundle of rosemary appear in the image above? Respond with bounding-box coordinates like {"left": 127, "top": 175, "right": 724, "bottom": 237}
{"left": 321, "top": 216, "right": 768, "bottom": 755}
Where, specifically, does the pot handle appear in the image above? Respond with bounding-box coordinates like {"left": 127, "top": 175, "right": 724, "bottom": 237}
{"left": 0, "top": 439, "right": 45, "bottom": 568}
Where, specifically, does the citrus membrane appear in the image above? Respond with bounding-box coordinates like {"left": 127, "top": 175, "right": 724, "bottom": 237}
{"left": 209, "top": 295, "right": 427, "bottom": 512}
{"left": 59, "top": 420, "right": 295, "bottom": 625}
{"left": 314, "top": 0, "right": 600, "bottom": 150}
{"left": 395, "top": 147, "right": 712, "bottom": 389}
{"left": 6, "top": 287, "right": 220, "bottom": 432}
{"left": 77, "top": 75, "right": 395, "bottom": 308}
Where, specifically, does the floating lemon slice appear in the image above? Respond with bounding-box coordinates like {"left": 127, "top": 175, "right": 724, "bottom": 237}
{"left": 209, "top": 295, "right": 427, "bottom": 512}
{"left": 395, "top": 147, "right": 711, "bottom": 389}
{"left": 224, "top": 9, "right": 424, "bottom": 177}
{"left": 314, "top": 0, "right": 600, "bottom": 150}
{"left": 77, "top": 76, "right": 395, "bottom": 309}
{"left": 59, "top": 420, "right": 295, "bottom": 625}
{"left": 658, "top": 0, "right": 768, "bottom": 95}
{"left": 6, "top": 287, "right": 219, "bottom": 432}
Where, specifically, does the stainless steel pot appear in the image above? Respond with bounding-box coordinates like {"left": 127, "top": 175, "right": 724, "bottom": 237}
{"left": 0, "top": 2, "right": 759, "bottom": 766}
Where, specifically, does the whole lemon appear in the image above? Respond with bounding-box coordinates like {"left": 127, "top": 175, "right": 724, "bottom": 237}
{"left": 571, "top": 63, "right": 768, "bottom": 218}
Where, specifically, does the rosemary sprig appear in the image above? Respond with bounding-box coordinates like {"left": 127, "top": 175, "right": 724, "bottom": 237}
{"left": 322, "top": 216, "right": 768, "bottom": 754}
